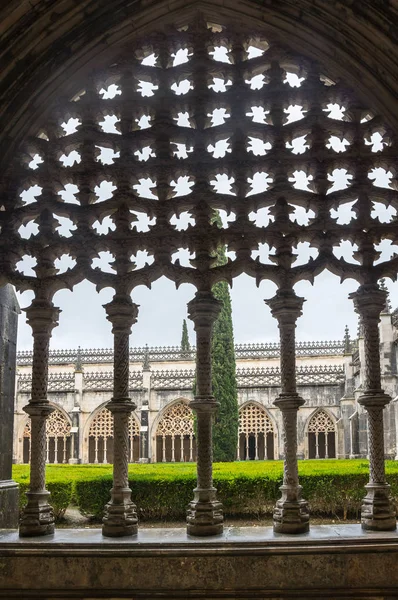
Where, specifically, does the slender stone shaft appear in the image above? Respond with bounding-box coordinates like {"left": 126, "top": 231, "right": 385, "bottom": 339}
{"left": 102, "top": 295, "right": 138, "bottom": 537}
{"left": 266, "top": 290, "right": 309, "bottom": 534}
{"left": 187, "top": 291, "right": 223, "bottom": 536}
{"left": 349, "top": 284, "right": 396, "bottom": 531}
{"left": 19, "top": 299, "right": 60, "bottom": 537}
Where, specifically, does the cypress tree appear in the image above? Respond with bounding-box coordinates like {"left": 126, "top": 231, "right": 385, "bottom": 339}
{"left": 211, "top": 212, "right": 239, "bottom": 462}
{"left": 181, "top": 319, "right": 191, "bottom": 352}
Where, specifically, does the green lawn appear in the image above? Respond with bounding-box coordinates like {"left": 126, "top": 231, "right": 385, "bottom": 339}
{"left": 12, "top": 458, "right": 398, "bottom": 482}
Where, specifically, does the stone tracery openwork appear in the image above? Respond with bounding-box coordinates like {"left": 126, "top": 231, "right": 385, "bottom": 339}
{"left": 156, "top": 401, "right": 195, "bottom": 462}
{"left": 1, "top": 18, "right": 397, "bottom": 296}
{"left": 307, "top": 409, "right": 336, "bottom": 459}
{"left": 238, "top": 403, "right": 274, "bottom": 460}
{"left": 23, "top": 409, "right": 71, "bottom": 464}
{"left": 3, "top": 13, "right": 397, "bottom": 536}
{"left": 88, "top": 407, "right": 140, "bottom": 464}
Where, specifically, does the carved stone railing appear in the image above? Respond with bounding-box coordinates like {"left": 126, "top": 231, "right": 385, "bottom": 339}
{"left": 151, "top": 369, "right": 196, "bottom": 390}
{"left": 83, "top": 371, "right": 143, "bottom": 391}
{"left": 17, "top": 373, "right": 75, "bottom": 393}
{"left": 237, "top": 365, "right": 345, "bottom": 388}
{"left": 16, "top": 341, "right": 350, "bottom": 366}
{"left": 17, "top": 365, "right": 345, "bottom": 394}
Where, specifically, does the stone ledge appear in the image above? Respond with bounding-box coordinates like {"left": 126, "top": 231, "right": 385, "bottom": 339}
{"left": 1, "top": 525, "right": 398, "bottom": 598}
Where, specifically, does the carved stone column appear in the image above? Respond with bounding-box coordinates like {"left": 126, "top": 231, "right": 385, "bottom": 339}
{"left": 19, "top": 299, "right": 60, "bottom": 537}
{"left": 102, "top": 295, "right": 138, "bottom": 537}
{"left": 266, "top": 291, "right": 309, "bottom": 534}
{"left": 0, "top": 285, "right": 20, "bottom": 529}
{"left": 187, "top": 291, "right": 223, "bottom": 536}
{"left": 349, "top": 284, "right": 396, "bottom": 531}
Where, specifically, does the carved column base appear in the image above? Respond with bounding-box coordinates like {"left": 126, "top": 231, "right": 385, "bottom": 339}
{"left": 187, "top": 487, "right": 223, "bottom": 536}
{"left": 361, "top": 483, "right": 396, "bottom": 531}
{"left": 273, "top": 484, "right": 310, "bottom": 534}
{"left": 102, "top": 488, "right": 138, "bottom": 537}
{"left": 19, "top": 490, "right": 54, "bottom": 537}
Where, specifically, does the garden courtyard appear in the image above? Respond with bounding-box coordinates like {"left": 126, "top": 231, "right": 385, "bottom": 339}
{"left": 12, "top": 460, "right": 398, "bottom": 525}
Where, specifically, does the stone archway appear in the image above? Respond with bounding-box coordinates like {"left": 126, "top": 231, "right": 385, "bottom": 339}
{"left": 238, "top": 402, "right": 275, "bottom": 460}
{"left": 155, "top": 401, "right": 195, "bottom": 463}
{"left": 1, "top": 7, "right": 396, "bottom": 536}
{"left": 87, "top": 407, "right": 140, "bottom": 464}
{"left": 22, "top": 407, "right": 71, "bottom": 464}
{"left": 306, "top": 409, "right": 337, "bottom": 459}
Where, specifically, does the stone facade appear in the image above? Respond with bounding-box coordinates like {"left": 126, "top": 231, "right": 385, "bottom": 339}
{"left": 13, "top": 308, "right": 398, "bottom": 465}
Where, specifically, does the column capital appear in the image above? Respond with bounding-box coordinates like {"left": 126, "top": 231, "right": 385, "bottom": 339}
{"left": 349, "top": 284, "right": 387, "bottom": 319}
{"left": 23, "top": 402, "right": 54, "bottom": 418}
{"left": 265, "top": 290, "right": 305, "bottom": 323}
{"left": 187, "top": 291, "right": 221, "bottom": 329}
{"left": 358, "top": 391, "right": 391, "bottom": 409}
{"left": 24, "top": 299, "right": 60, "bottom": 336}
{"left": 104, "top": 295, "right": 139, "bottom": 334}
{"left": 107, "top": 399, "right": 136, "bottom": 413}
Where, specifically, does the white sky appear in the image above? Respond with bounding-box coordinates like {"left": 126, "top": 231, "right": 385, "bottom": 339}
{"left": 13, "top": 47, "right": 398, "bottom": 350}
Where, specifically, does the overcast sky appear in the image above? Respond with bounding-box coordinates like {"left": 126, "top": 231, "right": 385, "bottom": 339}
{"left": 13, "top": 50, "right": 398, "bottom": 351}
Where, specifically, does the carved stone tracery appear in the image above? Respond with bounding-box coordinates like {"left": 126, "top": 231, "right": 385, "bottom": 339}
{"left": 1, "top": 14, "right": 397, "bottom": 538}
{"left": 156, "top": 401, "right": 195, "bottom": 462}
{"left": 238, "top": 403, "right": 274, "bottom": 460}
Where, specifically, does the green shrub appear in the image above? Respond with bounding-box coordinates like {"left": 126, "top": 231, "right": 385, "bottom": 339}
{"left": 12, "top": 460, "right": 398, "bottom": 523}
{"left": 17, "top": 477, "right": 72, "bottom": 519}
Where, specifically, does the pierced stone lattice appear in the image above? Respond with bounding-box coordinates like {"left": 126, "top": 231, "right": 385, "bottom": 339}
{"left": 89, "top": 407, "right": 139, "bottom": 438}
{"left": 23, "top": 409, "right": 71, "bottom": 438}
{"left": 308, "top": 410, "right": 336, "bottom": 460}
{"left": 23, "top": 409, "right": 71, "bottom": 464}
{"left": 238, "top": 403, "right": 274, "bottom": 461}
{"left": 308, "top": 410, "right": 336, "bottom": 433}
{"left": 1, "top": 17, "right": 396, "bottom": 300}
{"left": 238, "top": 403, "right": 273, "bottom": 435}
{"left": 88, "top": 408, "right": 140, "bottom": 464}
{"left": 156, "top": 402, "right": 195, "bottom": 463}
{"left": 156, "top": 402, "right": 194, "bottom": 436}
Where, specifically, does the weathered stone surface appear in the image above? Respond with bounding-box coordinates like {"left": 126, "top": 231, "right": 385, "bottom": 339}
{"left": 1, "top": 526, "right": 398, "bottom": 598}
{"left": 0, "top": 285, "right": 19, "bottom": 529}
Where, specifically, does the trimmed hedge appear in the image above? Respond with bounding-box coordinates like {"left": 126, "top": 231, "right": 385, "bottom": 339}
{"left": 13, "top": 460, "right": 398, "bottom": 522}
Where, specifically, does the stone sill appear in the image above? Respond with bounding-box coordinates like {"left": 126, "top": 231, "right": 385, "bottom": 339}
{"left": 1, "top": 525, "right": 398, "bottom": 599}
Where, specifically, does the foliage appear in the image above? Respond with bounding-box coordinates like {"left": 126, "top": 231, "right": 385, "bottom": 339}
{"left": 180, "top": 319, "right": 191, "bottom": 352}
{"left": 13, "top": 460, "right": 398, "bottom": 522}
{"left": 211, "top": 211, "right": 239, "bottom": 462}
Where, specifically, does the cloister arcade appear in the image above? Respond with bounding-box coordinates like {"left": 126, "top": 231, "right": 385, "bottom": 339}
{"left": 88, "top": 407, "right": 140, "bottom": 464}
{"left": 155, "top": 401, "right": 196, "bottom": 463}
{"left": 237, "top": 402, "right": 275, "bottom": 461}
{"left": 1, "top": 4, "right": 398, "bottom": 547}
{"left": 307, "top": 408, "right": 337, "bottom": 459}
{"left": 16, "top": 373, "right": 348, "bottom": 465}
{"left": 22, "top": 408, "right": 71, "bottom": 464}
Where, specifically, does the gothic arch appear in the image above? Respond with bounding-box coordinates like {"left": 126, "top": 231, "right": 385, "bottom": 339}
{"left": 22, "top": 404, "right": 72, "bottom": 464}
{"left": 86, "top": 404, "right": 141, "bottom": 464}
{"left": 238, "top": 401, "right": 277, "bottom": 461}
{"left": 1, "top": 0, "right": 398, "bottom": 167}
{"left": 304, "top": 408, "right": 337, "bottom": 459}
{"left": 3, "top": 5, "right": 398, "bottom": 537}
{"left": 153, "top": 399, "right": 195, "bottom": 463}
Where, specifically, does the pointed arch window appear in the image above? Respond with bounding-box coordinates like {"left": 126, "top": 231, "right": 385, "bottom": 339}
{"left": 88, "top": 408, "right": 140, "bottom": 464}
{"left": 156, "top": 402, "right": 195, "bottom": 462}
{"left": 308, "top": 410, "right": 336, "bottom": 459}
{"left": 238, "top": 403, "right": 274, "bottom": 460}
{"left": 23, "top": 409, "right": 71, "bottom": 464}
